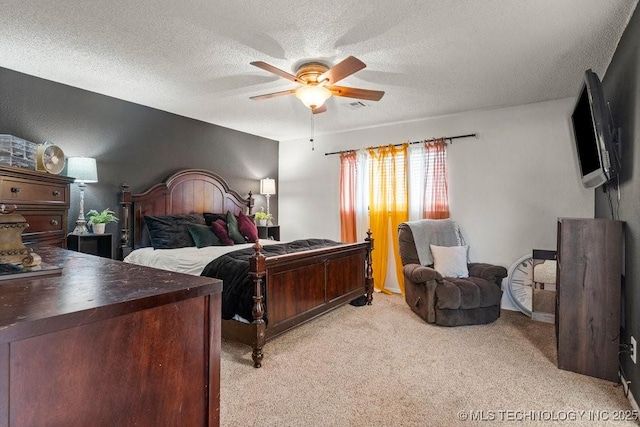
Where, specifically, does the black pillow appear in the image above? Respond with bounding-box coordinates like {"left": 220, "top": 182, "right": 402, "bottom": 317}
{"left": 143, "top": 214, "right": 205, "bottom": 249}
{"left": 187, "top": 223, "right": 223, "bottom": 248}
{"left": 203, "top": 212, "right": 226, "bottom": 226}
{"left": 226, "top": 210, "right": 247, "bottom": 244}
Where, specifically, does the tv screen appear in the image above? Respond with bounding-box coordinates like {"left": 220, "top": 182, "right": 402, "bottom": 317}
{"left": 570, "top": 69, "right": 619, "bottom": 188}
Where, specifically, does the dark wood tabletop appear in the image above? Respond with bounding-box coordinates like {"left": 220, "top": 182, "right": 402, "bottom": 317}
{"left": 0, "top": 245, "right": 222, "bottom": 344}
{"left": 1, "top": 245, "right": 223, "bottom": 426}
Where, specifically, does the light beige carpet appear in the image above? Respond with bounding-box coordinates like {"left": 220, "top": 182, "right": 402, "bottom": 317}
{"left": 221, "top": 294, "right": 636, "bottom": 426}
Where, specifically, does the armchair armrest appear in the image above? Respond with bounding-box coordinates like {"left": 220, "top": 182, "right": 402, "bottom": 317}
{"left": 403, "top": 264, "right": 443, "bottom": 283}
{"left": 468, "top": 263, "right": 508, "bottom": 286}
{"left": 403, "top": 263, "right": 441, "bottom": 323}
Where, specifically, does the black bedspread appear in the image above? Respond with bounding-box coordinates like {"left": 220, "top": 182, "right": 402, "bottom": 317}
{"left": 200, "top": 239, "right": 340, "bottom": 322}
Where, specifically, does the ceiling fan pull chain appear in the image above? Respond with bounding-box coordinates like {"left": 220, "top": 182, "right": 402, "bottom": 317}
{"left": 310, "top": 111, "right": 315, "bottom": 151}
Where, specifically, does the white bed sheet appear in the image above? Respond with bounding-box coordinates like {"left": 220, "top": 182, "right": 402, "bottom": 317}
{"left": 123, "top": 239, "right": 280, "bottom": 276}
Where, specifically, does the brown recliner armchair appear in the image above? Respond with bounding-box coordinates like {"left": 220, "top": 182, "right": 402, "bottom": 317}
{"left": 398, "top": 220, "right": 507, "bottom": 326}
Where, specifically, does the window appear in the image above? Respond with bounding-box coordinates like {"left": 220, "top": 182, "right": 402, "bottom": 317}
{"left": 339, "top": 139, "right": 449, "bottom": 294}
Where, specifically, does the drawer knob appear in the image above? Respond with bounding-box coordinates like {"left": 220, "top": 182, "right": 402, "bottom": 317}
{"left": 50, "top": 219, "right": 59, "bottom": 226}
{"left": 10, "top": 187, "right": 20, "bottom": 193}
{"left": 52, "top": 190, "right": 61, "bottom": 196}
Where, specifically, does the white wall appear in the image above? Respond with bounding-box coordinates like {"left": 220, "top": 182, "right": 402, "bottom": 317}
{"left": 278, "top": 98, "right": 594, "bottom": 306}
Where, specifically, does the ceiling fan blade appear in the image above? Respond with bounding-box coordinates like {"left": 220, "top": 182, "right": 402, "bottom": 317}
{"left": 318, "top": 56, "right": 366, "bottom": 85}
{"left": 329, "top": 85, "right": 385, "bottom": 101}
{"left": 312, "top": 105, "right": 327, "bottom": 114}
{"left": 250, "top": 89, "right": 297, "bottom": 101}
{"left": 251, "top": 61, "right": 302, "bottom": 84}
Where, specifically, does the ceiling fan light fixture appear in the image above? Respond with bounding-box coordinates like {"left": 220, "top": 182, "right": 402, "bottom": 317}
{"left": 295, "top": 85, "right": 332, "bottom": 109}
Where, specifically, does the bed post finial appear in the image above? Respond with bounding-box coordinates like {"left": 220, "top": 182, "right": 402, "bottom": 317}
{"left": 365, "top": 229, "right": 374, "bottom": 305}
{"left": 249, "top": 241, "right": 266, "bottom": 368}
{"left": 247, "top": 191, "right": 254, "bottom": 215}
{"left": 119, "top": 183, "right": 132, "bottom": 260}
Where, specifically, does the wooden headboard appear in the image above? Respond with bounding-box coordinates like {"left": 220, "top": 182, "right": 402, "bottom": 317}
{"left": 119, "top": 169, "right": 254, "bottom": 258}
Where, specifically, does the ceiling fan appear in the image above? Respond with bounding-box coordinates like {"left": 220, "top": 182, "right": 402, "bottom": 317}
{"left": 249, "top": 56, "right": 385, "bottom": 114}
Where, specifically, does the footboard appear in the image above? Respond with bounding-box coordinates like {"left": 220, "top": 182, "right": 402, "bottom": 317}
{"left": 222, "top": 232, "right": 374, "bottom": 368}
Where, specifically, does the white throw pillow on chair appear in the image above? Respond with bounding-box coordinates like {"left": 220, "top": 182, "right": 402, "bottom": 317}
{"left": 429, "top": 244, "right": 469, "bottom": 278}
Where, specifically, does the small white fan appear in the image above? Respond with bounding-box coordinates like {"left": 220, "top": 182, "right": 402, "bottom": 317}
{"left": 36, "top": 141, "right": 65, "bottom": 174}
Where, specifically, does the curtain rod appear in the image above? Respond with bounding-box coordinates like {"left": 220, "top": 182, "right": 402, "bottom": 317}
{"left": 323, "top": 133, "right": 478, "bottom": 156}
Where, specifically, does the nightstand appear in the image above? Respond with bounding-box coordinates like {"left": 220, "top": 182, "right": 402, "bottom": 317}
{"left": 257, "top": 225, "right": 280, "bottom": 241}
{"left": 67, "top": 233, "right": 113, "bottom": 258}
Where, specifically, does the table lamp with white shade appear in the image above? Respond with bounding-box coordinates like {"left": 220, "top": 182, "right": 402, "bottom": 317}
{"left": 260, "top": 178, "right": 276, "bottom": 223}
{"left": 67, "top": 157, "right": 98, "bottom": 235}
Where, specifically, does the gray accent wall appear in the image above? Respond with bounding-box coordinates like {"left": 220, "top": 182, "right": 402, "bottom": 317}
{"left": 596, "top": 6, "right": 640, "bottom": 398}
{"left": 0, "top": 67, "right": 278, "bottom": 253}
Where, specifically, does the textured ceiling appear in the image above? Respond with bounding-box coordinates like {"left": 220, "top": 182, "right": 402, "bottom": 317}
{"left": 0, "top": 1, "right": 637, "bottom": 141}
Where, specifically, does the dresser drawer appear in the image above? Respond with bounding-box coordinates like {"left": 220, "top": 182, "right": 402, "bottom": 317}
{"left": 23, "top": 234, "right": 66, "bottom": 248}
{"left": 22, "top": 213, "right": 65, "bottom": 233}
{"left": 1, "top": 177, "right": 68, "bottom": 205}
{"left": 20, "top": 209, "right": 68, "bottom": 248}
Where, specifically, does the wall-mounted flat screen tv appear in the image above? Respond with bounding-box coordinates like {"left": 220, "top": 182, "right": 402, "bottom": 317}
{"left": 570, "top": 69, "right": 619, "bottom": 188}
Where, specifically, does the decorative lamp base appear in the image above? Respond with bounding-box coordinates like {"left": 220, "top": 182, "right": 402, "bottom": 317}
{"left": 73, "top": 183, "right": 89, "bottom": 234}
{"left": 72, "top": 220, "right": 89, "bottom": 235}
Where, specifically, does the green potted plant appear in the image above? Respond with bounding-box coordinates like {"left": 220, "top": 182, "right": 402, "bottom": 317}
{"left": 86, "top": 208, "right": 119, "bottom": 234}
{"left": 254, "top": 207, "right": 272, "bottom": 226}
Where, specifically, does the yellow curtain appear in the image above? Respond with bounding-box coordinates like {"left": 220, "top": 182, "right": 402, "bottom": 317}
{"left": 339, "top": 152, "right": 358, "bottom": 243}
{"left": 368, "top": 144, "right": 409, "bottom": 294}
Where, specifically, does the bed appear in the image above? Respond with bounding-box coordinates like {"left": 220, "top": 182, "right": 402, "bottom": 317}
{"left": 119, "top": 169, "right": 374, "bottom": 368}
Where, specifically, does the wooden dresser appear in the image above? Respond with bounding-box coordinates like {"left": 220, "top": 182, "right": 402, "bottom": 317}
{"left": 0, "top": 165, "right": 74, "bottom": 247}
{"left": 556, "top": 218, "right": 623, "bottom": 382}
{"left": 0, "top": 246, "right": 222, "bottom": 426}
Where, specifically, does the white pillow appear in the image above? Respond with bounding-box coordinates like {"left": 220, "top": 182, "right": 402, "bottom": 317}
{"left": 429, "top": 244, "right": 469, "bottom": 278}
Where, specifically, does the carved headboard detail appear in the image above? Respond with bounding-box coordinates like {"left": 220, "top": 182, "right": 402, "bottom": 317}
{"left": 119, "top": 169, "right": 254, "bottom": 259}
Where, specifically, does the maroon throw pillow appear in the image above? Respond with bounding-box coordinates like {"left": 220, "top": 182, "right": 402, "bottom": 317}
{"left": 237, "top": 211, "right": 259, "bottom": 242}
{"left": 211, "top": 220, "right": 234, "bottom": 246}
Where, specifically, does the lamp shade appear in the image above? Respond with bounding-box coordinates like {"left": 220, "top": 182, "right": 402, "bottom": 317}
{"left": 67, "top": 157, "right": 98, "bottom": 183}
{"left": 295, "top": 85, "right": 332, "bottom": 109}
{"left": 260, "top": 178, "right": 276, "bottom": 195}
